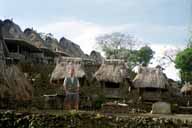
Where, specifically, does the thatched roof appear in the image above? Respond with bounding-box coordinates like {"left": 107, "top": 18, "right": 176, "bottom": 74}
{"left": 133, "top": 66, "right": 169, "bottom": 89}
{"left": 24, "top": 28, "right": 47, "bottom": 49}
{"left": 0, "top": 20, "right": 9, "bottom": 57}
{"left": 181, "top": 83, "right": 192, "bottom": 93}
{"left": 94, "top": 59, "right": 129, "bottom": 83}
{"left": 0, "top": 65, "right": 32, "bottom": 101}
{"left": 1, "top": 19, "right": 26, "bottom": 40}
{"left": 50, "top": 57, "right": 86, "bottom": 82}
{"left": 167, "top": 79, "right": 181, "bottom": 96}
{"left": 59, "top": 37, "right": 86, "bottom": 58}
{"left": 90, "top": 50, "right": 104, "bottom": 64}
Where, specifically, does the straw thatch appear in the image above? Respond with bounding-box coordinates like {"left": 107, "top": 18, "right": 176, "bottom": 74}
{"left": 24, "top": 28, "right": 46, "bottom": 49}
{"left": 181, "top": 83, "right": 192, "bottom": 93}
{"left": 0, "top": 65, "right": 32, "bottom": 101}
{"left": 0, "top": 23, "right": 32, "bottom": 102}
{"left": 50, "top": 57, "right": 86, "bottom": 82}
{"left": 94, "top": 59, "right": 129, "bottom": 83}
{"left": 0, "top": 20, "right": 9, "bottom": 58}
{"left": 133, "top": 66, "right": 169, "bottom": 89}
{"left": 1, "top": 19, "right": 26, "bottom": 40}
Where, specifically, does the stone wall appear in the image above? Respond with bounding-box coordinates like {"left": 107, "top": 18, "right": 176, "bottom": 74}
{"left": 0, "top": 111, "right": 192, "bottom": 128}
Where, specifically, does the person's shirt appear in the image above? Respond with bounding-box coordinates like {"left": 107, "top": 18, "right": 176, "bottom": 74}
{"left": 63, "top": 76, "right": 80, "bottom": 92}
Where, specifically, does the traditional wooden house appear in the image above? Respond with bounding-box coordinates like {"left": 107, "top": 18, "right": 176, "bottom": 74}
{"left": 46, "top": 57, "right": 99, "bottom": 109}
{"left": 39, "top": 48, "right": 57, "bottom": 64}
{"left": 133, "top": 66, "right": 169, "bottom": 101}
{"left": 24, "top": 28, "right": 72, "bottom": 64}
{"left": 94, "top": 59, "right": 131, "bottom": 99}
{"left": 0, "top": 24, "right": 32, "bottom": 108}
{"left": 1, "top": 20, "right": 43, "bottom": 64}
{"left": 4, "top": 38, "right": 43, "bottom": 64}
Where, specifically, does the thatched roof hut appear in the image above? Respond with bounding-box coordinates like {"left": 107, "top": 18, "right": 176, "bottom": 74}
{"left": 0, "top": 20, "right": 9, "bottom": 58}
{"left": 50, "top": 57, "right": 87, "bottom": 83}
{"left": 94, "top": 59, "right": 129, "bottom": 83}
{"left": 0, "top": 65, "right": 32, "bottom": 101}
{"left": 94, "top": 59, "right": 131, "bottom": 98}
{"left": 133, "top": 66, "right": 169, "bottom": 89}
{"left": 1, "top": 20, "right": 41, "bottom": 54}
{"left": 181, "top": 83, "right": 192, "bottom": 94}
{"left": 0, "top": 23, "right": 32, "bottom": 103}
{"left": 90, "top": 50, "right": 104, "bottom": 64}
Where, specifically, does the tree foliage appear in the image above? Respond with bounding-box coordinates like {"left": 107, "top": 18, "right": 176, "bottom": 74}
{"left": 175, "top": 48, "right": 192, "bottom": 71}
{"left": 175, "top": 48, "right": 192, "bottom": 83}
{"left": 155, "top": 48, "right": 180, "bottom": 69}
{"left": 39, "top": 32, "right": 54, "bottom": 40}
{"left": 187, "top": 31, "right": 192, "bottom": 48}
{"left": 96, "top": 32, "right": 138, "bottom": 51}
{"left": 137, "top": 46, "right": 154, "bottom": 66}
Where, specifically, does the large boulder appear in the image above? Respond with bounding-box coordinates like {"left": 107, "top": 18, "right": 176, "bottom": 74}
{"left": 90, "top": 50, "right": 104, "bottom": 64}
{"left": 151, "top": 102, "right": 171, "bottom": 114}
{"left": 59, "top": 37, "right": 85, "bottom": 58}
{"left": 1, "top": 19, "right": 26, "bottom": 40}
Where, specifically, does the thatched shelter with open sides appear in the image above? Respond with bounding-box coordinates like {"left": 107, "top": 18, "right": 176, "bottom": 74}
{"left": 94, "top": 59, "right": 132, "bottom": 99}
{"left": 133, "top": 66, "right": 169, "bottom": 101}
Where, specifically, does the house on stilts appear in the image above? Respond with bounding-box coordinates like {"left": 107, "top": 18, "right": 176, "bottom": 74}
{"left": 94, "top": 59, "right": 132, "bottom": 99}
{"left": 133, "top": 66, "right": 169, "bottom": 101}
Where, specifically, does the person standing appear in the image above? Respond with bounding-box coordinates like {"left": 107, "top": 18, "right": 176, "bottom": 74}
{"left": 63, "top": 66, "right": 80, "bottom": 110}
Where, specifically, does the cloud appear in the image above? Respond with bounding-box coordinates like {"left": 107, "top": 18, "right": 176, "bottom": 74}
{"left": 149, "top": 44, "right": 184, "bottom": 81}
{"left": 37, "top": 19, "right": 132, "bottom": 53}
{"left": 38, "top": 19, "right": 187, "bottom": 53}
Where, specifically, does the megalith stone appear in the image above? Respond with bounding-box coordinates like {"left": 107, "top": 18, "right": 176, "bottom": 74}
{"left": 151, "top": 102, "right": 171, "bottom": 114}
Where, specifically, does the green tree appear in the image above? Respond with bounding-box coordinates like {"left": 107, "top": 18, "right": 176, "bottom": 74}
{"left": 96, "top": 32, "right": 154, "bottom": 70}
{"left": 187, "top": 31, "right": 192, "bottom": 48}
{"left": 137, "top": 46, "right": 154, "bottom": 66}
{"left": 175, "top": 48, "right": 192, "bottom": 83}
